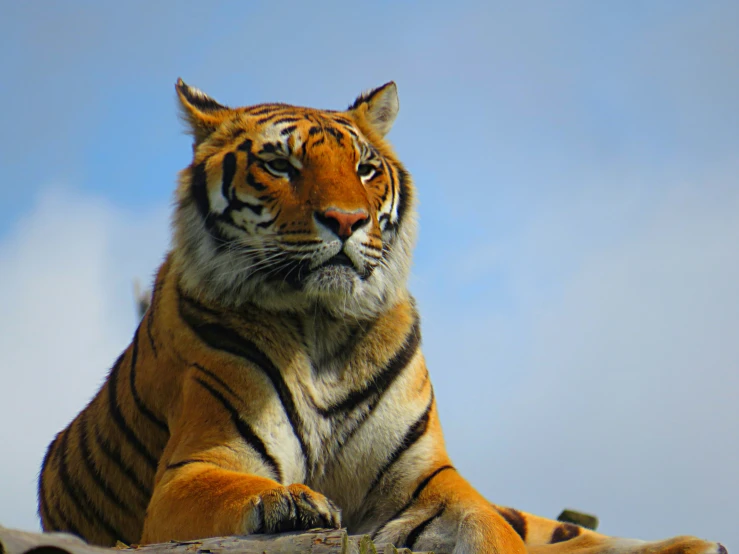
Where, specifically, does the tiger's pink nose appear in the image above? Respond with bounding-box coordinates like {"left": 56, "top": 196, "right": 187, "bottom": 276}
{"left": 315, "top": 209, "right": 369, "bottom": 240}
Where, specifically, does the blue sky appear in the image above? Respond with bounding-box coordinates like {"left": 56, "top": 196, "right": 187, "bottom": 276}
{"left": 1, "top": 1, "right": 737, "bottom": 550}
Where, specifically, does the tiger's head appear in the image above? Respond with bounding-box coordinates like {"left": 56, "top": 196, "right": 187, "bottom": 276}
{"left": 172, "top": 80, "right": 416, "bottom": 318}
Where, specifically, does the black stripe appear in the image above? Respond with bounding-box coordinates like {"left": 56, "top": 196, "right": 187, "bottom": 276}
{"left": 145, "top": 297, "right": 158, "bottom": 357}
{"left": 324, "top": 125, "right": 343, "bottom": 144}
{"left": 246, "top": 172, "right": 267, "bottom": 192}
{"left": 237, "top": 138, "right": 253, "bottom": 152}
{"left": 45, "top": 492, "right": 83, "bottom": 539}
{"left": 273, "top": 117, "right": 302, "bottom": 125}
{"left": 331, "top": 118, "right": 358, "bottom": 134}
{"left": 237, "top": 138, "right": 263, "bottom": 171}
{"left": 411, "top": 465, "right": 453, "bottom": 503}
{"left": 130, "top": 327, "right": 169, "bottom": 432}
{"left": 396, "top": 167, "right": 411, "bottom": 227}
{"left": 194, "top": 378, "right": 282, "bottom": 482}
{"left": 230, "top": 128, "right": 246, "bottom": 140}
{"left": 377, "top": 182, "right": 389, "bottom": 210}
{"left": 402, "top": 504, "right": 446, "bottom": 549}
{"left": 221, "top": 152, "right": 237, "bottom": 201}
{"left": 249, "top": 106, "right": 279, "bottom": 116}
{"left": 57, "top": 428, "right": 130, "bottom": 542}
{"left": 332, "top": 116, "right": 354, "bottom": 126}
{"left": 257, "top": 209, "right": 281, "bottom": 229}
{"left": 551, "top": 523, "right": 582, "bottom": 543}
{"left": 40, "top": 436, "right": 84, "bottom": 538}
{"left": 146, "top": 270, "right": 165, "bottom": 358}
{"left": 192, "top": 362, "right": 240, "bottom": 400}
{"left": 316, "top": 314, "right": 420, "bottom": 416}
{"left": 228, "top": 196, "right": 264, "bottom": 216}
{"left": 43, "top": 493, "right": 83, "bottom": 538}
{"left": 177, "top": 287, "right": 222, "bottom": 317}
{"left": 366, "top": 392, "right": 434, "bottom": 495}
{"left": 107, "top": 353, "right": 158, "bottom": 469}
{"left": 178, "top": 295, "right": 310, "bottom": 467}
{"left": 336, "top": 314, "right": 419, "bottom": 447}
{"left": 190, "top": 162, "right": 211, "bottom": 222}
{"left": 190, "top": 162, "right": 239, "bottom": 246}
{"left": 245, "top": 202, "right": 264, "bottom": 215}
{"left": 55, "top": 430, "right": 95, "bottom": 526}
{"left": 77, "top": 410, "right": 135, "bottom": 517}
{"left": 38, "top": 434, "right": 63, "bottom": 531}
{"left": 166, "top": 459, "right": 210, "bottom": 471}
{"left": 373, "top": 465, "right": 454, "bottom": 538}
{"left": 280, "top": 125, "right": 297, "bottom": 136}
{"left": 92, "top": 421, "right": 151, "bottom": 500}
{"left": 38, "top": 489, "right": 62, "bottom": 532}
{"left": 259, "top": 142, "right": 281, "bottom": 155}
{"left": 256, "top": 112, "right": 287, "bottom": 125}
{"left": 496, "top": 506, "right": 527, "bottom": 541}
{"left": 338, "top": 403, "right": 374, "bottom": 447}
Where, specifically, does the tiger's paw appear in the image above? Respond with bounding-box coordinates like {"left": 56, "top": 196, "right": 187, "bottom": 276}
{"left": 649, "top": 537, "right": 727, "bottom": 554}
{"left": 242, "top": 483, "right": 341, "bottom": 534}
{"left": 616, "top": 536, "right": 728, "bottom": 554}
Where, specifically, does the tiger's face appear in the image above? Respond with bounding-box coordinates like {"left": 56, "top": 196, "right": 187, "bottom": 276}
{"left": 172, "top": 80, "right": 416, "bottom": 318}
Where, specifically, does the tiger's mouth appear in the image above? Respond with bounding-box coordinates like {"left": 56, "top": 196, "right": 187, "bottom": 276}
{"left": 319, "top": 251, "right": 355, "bottom": 269}
{"left": 303, "top": 249, "right": 374, "bottom": 285}
{"left": 264, "top": 249, "right": 371, "bottom": 291}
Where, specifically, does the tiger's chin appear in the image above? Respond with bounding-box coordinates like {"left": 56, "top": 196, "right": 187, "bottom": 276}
{"left": 238, "top": 268, "right": 386, "bottom": 320}
{"left": 303, "top": 265, "right": 360, "bottom": 296}
{"left": 300, "top": 269, "right": 389, "bottom": 318}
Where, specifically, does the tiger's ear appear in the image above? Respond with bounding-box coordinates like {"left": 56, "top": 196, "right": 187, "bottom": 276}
{"left": 348, "top": 82, "right": 399, "bottom": 137}
{"left": 175, "top": 78, "right": 230, "bottom": 145}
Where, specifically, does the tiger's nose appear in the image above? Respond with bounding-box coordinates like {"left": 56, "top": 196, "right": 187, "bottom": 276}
{"left": 315, "top": 208, "right": 369, "bottom": 240}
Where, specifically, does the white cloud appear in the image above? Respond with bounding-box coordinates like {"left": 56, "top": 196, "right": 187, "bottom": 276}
{"left": 0, "top": 187, "right": 168, "bottom": 531}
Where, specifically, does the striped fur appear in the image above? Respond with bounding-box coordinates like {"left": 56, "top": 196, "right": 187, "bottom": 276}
{"left": 38, "top": 81, "right": 726, "bottom": 554}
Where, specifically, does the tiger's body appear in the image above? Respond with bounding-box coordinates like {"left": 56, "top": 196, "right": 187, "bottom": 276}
{"left": 38, "top": 81, "right": 726, "bottom": 554}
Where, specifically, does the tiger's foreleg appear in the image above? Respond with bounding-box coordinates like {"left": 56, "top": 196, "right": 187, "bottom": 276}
{"left": 141, "top": 461, "right": 340, "bottom": 543}
{"left": 372, "top": 464, "right": 528, "bottom": 554}
{"left": 140, "top": 373, "right": 341, "bottom": 544}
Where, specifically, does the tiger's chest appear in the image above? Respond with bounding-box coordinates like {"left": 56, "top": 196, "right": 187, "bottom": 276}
{"left": 245, "top": 315, "right": 425, "bottom": 524}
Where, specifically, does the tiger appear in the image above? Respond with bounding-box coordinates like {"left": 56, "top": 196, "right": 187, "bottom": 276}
{"left": 37, "top": 79, "right": 727, "bottom": 554}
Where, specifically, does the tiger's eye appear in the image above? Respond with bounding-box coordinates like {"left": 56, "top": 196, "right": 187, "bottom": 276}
{"left": 266, "top": 158, "right": 293, "bottom": 174}
{"left": 357, "top": 163, "right": 376, "bottom": 178}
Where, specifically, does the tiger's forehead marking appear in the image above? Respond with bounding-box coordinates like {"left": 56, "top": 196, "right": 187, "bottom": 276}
{"left": 227, "top": 107, "right": 370, "bottom": 163}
